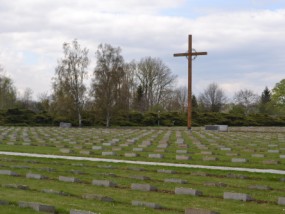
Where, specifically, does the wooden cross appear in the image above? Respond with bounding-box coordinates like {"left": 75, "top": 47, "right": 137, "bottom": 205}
{"left": 174, "top": 35, "right": 207, "bottom": 130}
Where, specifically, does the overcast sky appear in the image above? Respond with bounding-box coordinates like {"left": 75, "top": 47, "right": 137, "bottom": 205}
{"left": 0, "top": 0, "right": 285, "bottom": 100}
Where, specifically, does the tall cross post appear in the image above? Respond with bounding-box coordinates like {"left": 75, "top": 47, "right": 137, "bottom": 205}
{"left": 174, "top": 35, "right": 207, "bottom": 130}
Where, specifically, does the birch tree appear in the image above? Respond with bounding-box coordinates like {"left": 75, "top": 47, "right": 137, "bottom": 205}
{"left": 52, "top": 39, "right": 89, "bottom": 126}
{"left": 91, "top": 44, "right": 124, "bottom": 127}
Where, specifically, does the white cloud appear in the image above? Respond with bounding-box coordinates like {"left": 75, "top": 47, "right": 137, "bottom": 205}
{"left": 0, "top": 1, "right": 284, "bottom": 100}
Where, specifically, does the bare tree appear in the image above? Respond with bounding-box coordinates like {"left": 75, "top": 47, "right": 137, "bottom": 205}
{"left": 115, "top": 61, "right": 137, "bottom": 113}
{"left": 199, "top": 83, "right": 227, "bottom": 112}
{"left": 37, "top": 92, "right": 51, "bottom": 112}
{"left": 136, "top": 57, "right": 176, "bottom": 111}
{"left": 167, "top": 86, "right": 187, "bottom": 112}
{"left": 91, "top": 43, "right": 124, "bottom": 127}
{"left": 177, "top": 86, "right": 188, "bottom": 112}
{"left": 52, "top": 39, "right": 89, "bottom": 126}
{"left": 20, "top": 87, "right": 33, "bottom": 109}
{"left": 234, "top": 89, "right": 260, "bottom": 115}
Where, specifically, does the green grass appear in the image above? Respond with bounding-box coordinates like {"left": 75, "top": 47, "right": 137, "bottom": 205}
{"left": 1, "top": 130, "right": 284, "bottom": 170}
{"left": 0, "top": 154, "right": 285, "bottom": 213}
{"left": 0, "top": 126, "right": 285, "bottom": 213}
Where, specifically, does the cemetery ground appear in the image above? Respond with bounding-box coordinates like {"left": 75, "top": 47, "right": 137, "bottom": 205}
{"left": 0, "top": 127, "right": 285, "bottom": 213}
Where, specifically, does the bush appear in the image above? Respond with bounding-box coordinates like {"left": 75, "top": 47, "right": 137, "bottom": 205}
{"left": 4, "top": 108, "right": 36, "bottom": 125}
{"left": 142, "top": 112, "right": 157, "bottom": 126}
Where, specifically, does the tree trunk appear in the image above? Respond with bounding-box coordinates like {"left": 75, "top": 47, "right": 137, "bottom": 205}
{"left": 106, "top": 116, "right": 110, "bottom": 128}
{"left": 78, "top": 108, "right": 82, "bottom": 127}
{"left": 106, "top": 111, "right": 110, "bottom": 128}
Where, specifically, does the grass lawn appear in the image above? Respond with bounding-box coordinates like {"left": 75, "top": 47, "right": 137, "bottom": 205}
{"left": 0, "top": 126, "right": 285, "bottom": 213}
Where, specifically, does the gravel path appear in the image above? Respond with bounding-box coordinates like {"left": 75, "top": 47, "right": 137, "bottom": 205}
{"left": 1, "top": 151, "right": 285, "bottom": 175}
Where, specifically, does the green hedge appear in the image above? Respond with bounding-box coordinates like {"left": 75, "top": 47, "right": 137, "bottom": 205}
{"left": 0, "top": 108, "right": 284, "bottom": 127}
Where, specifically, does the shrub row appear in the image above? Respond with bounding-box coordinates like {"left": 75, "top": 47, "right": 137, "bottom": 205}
{"left": 0, "top": 108, "right": 285, "bottom": 127}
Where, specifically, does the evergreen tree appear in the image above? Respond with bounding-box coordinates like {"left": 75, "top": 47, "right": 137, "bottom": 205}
{"left": 261, "top": 86, "right": 271, "bottom": 104}
{"left": 135, "top": 85, "right": 145, "bottom": 111}
{"left": 192, "top": 95, "right": 198, "bottom": 110}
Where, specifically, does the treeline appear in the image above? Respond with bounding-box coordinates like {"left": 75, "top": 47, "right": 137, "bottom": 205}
{"left": 1, "top": 108, "right": 285, "bottom": 127}
{"left": 0, "top": 39, "right": 285, "bottom": 127}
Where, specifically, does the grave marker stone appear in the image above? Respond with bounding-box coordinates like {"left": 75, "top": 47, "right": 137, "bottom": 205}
{"left": 176, "top": 139, "right": 184, "bottom": 144}
{"left": 221, "top": 147, "right": 231, "bottom": 151}
{"left": 263, "top": 160, "right": 280, "bottom": 165}
{"left": 157, "top": 169, "right": 176, "bottom": 174}
{"left": 80, "top": 150, "right": 91, "bottom": 155}
{"left": 92, "top": 146, "right": 102, "bottom": 150}
{"left": 70, "top": 210, "right": 97, "bottom": 214}
{"left": 231, "top": 158, "right": 247, "bottom": 163}
{"left": 226, "top": 153, "right": 239, "bottom": 156}
{"left": 204, "top": 182, "right": 227, "bottom": 187}
{"left": 26, "top": 173, "right": 47, "bottom": 180}
{"left": 124, "top": 153, "right": 138, "bottom": 157}
{"left": 70, "top": 170, "right": 86, "bottom": 175}
{"left": 92, "top": 180, "right": 117, "bottom": 187}
{"left": 252, "top": 154, "right": 264, "bottom": 158}
{"left": 176, "top": 150, "right": 188, "bottom": 154}
{"left": 205, "top": 125, "right": 228, "bottom": 132}
{"left": 102, "top": 151, "right": 116, "bottom": 156}
{"left": 176, "top": 155, "right": 191, "bottom": 160}
{"left": 191, "top": 172, "right": 208, "bottom": 176}
{"left": 59, "top": 122, "right": 71, "bottom": 128}
{"left": 203, "top": 157, "right": 218, "bottom": 161}
{"left": 278, "top": 197, "right": 285, "bottom": 205}
{"left": 175, "top": 187, "right": 202, "bottom": 196}
{"left": 0, "top": 170, "right": 18, "bottom": 176}
{"left": 131, "top": 183, "right": 157, "bottom": 191}
{"left": 3, "top": 184, "right": 29, "bottom": 190}
{"left": 179, "top": 144, "right": 189, "bottom": 148}
{"left": 223, "top": 192, "right": 252, "bottom": 202}
{"left": 185, "top": 208, "right": 219, "bottom": 214}
{"left": 248, "top": 185, "right": 272, "bottom": 190}
{"left": 128, "top": 167, "right": 145, "bottom": 171}
{"left": 157, "top": 144, "right": 168, "bottom": 149}
{"left": 164, "top": 178, "right": 187, "bottom": 184}
{"left": 149, "top": 154, "right": 163, "bottom": 159}
{"left": 227, "top": 174, "right": 248, "bottom": 179}
{"left": 42, "top": 189, "right": 69, "bottom": 196}
{"left": 129, "top": 175, "right": 150, "bottom": 181}
{"left": 59, "top": 176, "right": 80, "bottom": 183}
{"left": 19, "top": 201, "right": 55, "bottom": 213}
{"left": 82, "top": 194, "right": 113, "bottom": 202}
{"left": 59, "top": 148, "right": 72, "bottom": 154}
{"left": 131, "top": 200, "right": 161, "bottom": 209}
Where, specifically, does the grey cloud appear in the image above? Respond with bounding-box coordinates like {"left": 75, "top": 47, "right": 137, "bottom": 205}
{"left": 0, "top": 1, "right": 284, "bottom": 99}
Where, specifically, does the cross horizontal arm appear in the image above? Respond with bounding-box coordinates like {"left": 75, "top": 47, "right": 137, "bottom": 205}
{"left": 173, "top": 52, "right": 208, "bottom": 57}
